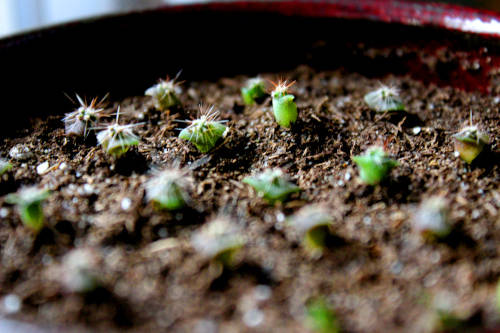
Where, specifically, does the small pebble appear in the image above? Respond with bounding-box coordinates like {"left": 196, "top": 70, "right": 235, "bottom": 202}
{"left": 59, "top": 162, "right": 67, "bottom": 170}
{"left": 254, "top": 285, "right": 272, "bottom": 301}
{"left": 9, "top": 144, "right": 33, "bottom": 161}
{"left": 344, "top": 172, "right": 351, "bottom": 181}
{"left": 453, "top": 151, "right": 460, "bottom": 158}
{"left": 121, "top": 197, "right": 132, "bottom": 211}
{"left": 276, "top": 212, "right": 285, "bottom": 223}
{"left": 2, "top": 294, "right": 21, "bottom": 314}
{"left": 412, "top": 126, "right": 421, "bottom": 135}
{"left": 0, "top": 208, "right": 9, "bottom": 218}
{"left": 37, "top": 161, "right": 50, "bottom": 174}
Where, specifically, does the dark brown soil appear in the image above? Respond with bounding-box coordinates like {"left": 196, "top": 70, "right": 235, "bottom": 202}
{"left": 1, "top": 65, "right": 499, "bottom": 332}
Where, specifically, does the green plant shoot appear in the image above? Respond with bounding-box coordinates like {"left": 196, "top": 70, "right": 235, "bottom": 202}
{"left": 271, "top": 80, "right": 298, "bottom": 128}
{"left": 178, "top": 105, "right": 228, "bottom": 153}
{"left": 145, "top": 168, "right": 192, "bottom": 211}
{"left": 289, "top": 205, "right": 333, "bottom": 256}
{"left": 453, "top": 114, "right": 489, "bottom": 164}
{"left": 5, "top": 186, "right": 50, "bottom": 232}
{"left": 412, "top": 196, "right": 451, "bottom": 240}
{"left": 305, "top": 298, "right": 340, "bottom": 333}
{"left": 145, "top": 75, "right": 182, "bottom": 111}
{"left": 191, "top": 218, "right": 245, "bottom": 266}
{"left": 243, "top": 168, "right": 300, "bottom": 204}
{"left": 241, "top": 77, "right": 266, "bottom": 105}
{"left": 0, "top": 158, "right": 12, "bottom": 176}
{"left": 364, "top": 85, "right": 405, "bottom": 112}
{"left": 352, "top": 146, "right": 398, "bottom": 185}
{"left": 96, "top": 108, "right": 142, "bottom": 157}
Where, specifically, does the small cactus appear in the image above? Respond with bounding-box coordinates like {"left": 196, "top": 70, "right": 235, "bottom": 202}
{"left": 241, "top": 77, "right": 266, "bottom": 105}
{"left": 63, "top": 94, "right": 106, "bottom": 137}
{"left": 243, "top": 168, "right": 300, "bottom": 204}
{"left": 59, "top": 248, "right": 101, "bottom": 293}
{"left": 178, "top": 104, "right": 229, "bottom": 153}
{"left": 145, "top": 168, "right": 193, "bottom": 211}
{"left": 145, "top": 75, "right": 182, "bottom": 111}
{"left": 453, "top": 115, "right": 489, "bottom": 164}
{"left": 271, "top": 79, "right": 298, "bottom": 128}
{"left": 412, "top": 196, "right": 451, "bottom": 240}
{"left": 5, "top": 186, "right": 50, "bottom": 232}
{"left": 0, "top": 158, "right": 12, "bottom": 176}
{"left": 352, "top": 146, "right": 398, "bottom": 185}
{"left": 305, "top": 298, "right": 340, "bottom": 333}
{"left": 289, "top": 205, "right": 333, "bottom": 255}
{"left": 191, "top": 217, "right": 245, "bottom": 266}
{"left": 364, "top": 85, "right": 405, "bottom": 112}
{"left": 96, "top": 108, "right": 142, "bottom": 157}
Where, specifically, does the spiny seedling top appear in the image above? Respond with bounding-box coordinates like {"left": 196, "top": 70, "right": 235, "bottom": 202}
{"left": 270, "top": 79, "right": 298, "bottom": 128}
{"left": 241, "top": 77, "right": 267, "bottom": 105}
{"left": 243, "top": 168, "right": 300, "bottom": 204}
{"left": 453, "top": 124, "right": 489, "bottom": 164}
{"left": 364, "top": 85, "right": 405, "bottom": 112}
{"left": 145, "top": 76, "right": 182, "bottom": 111}
{"left": 190, "top": 217, "right": 246, "bottom": 266}
{"left": 63, "top": 94, "right": 106, "bottom": 137}
{"left": 178, "top": 105, "right": 229, "bottom": 153}
{"left": 352, "top": 145, "right": 399, "bottom": 185}
{"left": 412, "top": 196, "right": 451, "bottom": 240}
{"left": 5, "top": 186, "right": 51, "bottom": 232}
{"left": 288, "top": 205, "right": 333, "bottom": 256}
{"left": 0, "top": 158, "right": 12, "bottom": 176}
{"left": 96, "top": 108, "right": 142, "bottom": 157}
{"left": 145, "top": 168, "right": 193, "bottom": 211}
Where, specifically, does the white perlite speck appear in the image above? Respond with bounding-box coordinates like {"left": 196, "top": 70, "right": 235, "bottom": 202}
{"left": 37, "top": 161, "right": 50, "bottom": 175}
{"left": 121, "top": 197, "right": 132, "bottom": 211}
{"left": 2, "top": 294, "right": 21, "bottom": 314}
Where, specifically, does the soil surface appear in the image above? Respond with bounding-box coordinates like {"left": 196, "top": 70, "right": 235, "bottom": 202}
{"left": 0, "top": 65, "right": 499, "bottom": 333}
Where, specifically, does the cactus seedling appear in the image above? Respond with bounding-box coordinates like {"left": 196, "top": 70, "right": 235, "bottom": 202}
{"left": 59, "top": 248, "right": 100, "bottom": 293}
{"left": 453, "top": 113, "right": 489, "bottom": 164}
{"left": 145, "top": 168, "right": 193, "bottom": 211}
{"left": 63, "top": 94, "right": 106, "bottom": 137}
{"left": 289, "top": 205, "right": 333, "bottom": 256}
{"left": 412, "top": 196, "right": 451, "bottom": 240}
{"left": 364, "top": 85, "right": 405, "bottom": 112}
{"left": 241, "top": 77, "right": 266, "bottom": 105}
{"left": 352, "top": 146, "right": 398, "bottom": 185}
{"left": 243, "top": 169, "right": 300, "bottom": 204}
{"left": 178, "top": 104, "right": 229, "bottom": 153}
{"left": 5, "top": 186, "right": 50, "bottom": 232}
{"left": 271, "top": 79, "right": 298, "bottom": 128}
{"left": 191, "top": 218, "right": 245, "bottom": 266}
{"left": 0, "top": 158, "right": 12, "bottom": 176}
{"left": 305, "top": 298, "right": 340, "bottom": 333}
{"left": 96, "top": 108, "right": 142, "bottom": 157}
{"left": 145, "top": 75, "right": 182, "bottom": 111}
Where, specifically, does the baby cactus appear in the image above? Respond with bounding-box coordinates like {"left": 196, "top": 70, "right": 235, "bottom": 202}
{"left": 178, "top": 105, "right": 228, "bottom": 153}
{"left": 145, "top": 75, "right": 182, "bottom": 111}
{"left": 63, "top": 94, "right": 106, "bottom": 137}
{"left": 5, "top": 186, "right": 50, "bottom": 232}
{"left": 59, "top": 248, "right": 100, "bottom": 293}
{"left": 364, "top": 85, "right": 405, "bottom": 112}
{"left": 271, "top": 80, "right": 298, "bottom": 128}
{"left": 453, "top": 116, "right": 489, "bottom": 164}
{"left": 289, "top": 205, "right": 333, "bottom": 256}
{"left": 0, "top": 158, "right": 12, "bottom": 176}
{"left": 305, "top": 298, "right": 340, "bottom": 333}
{"left": 191, "top": 217, "right": 246, "bottom": 266}
{"left": 145, "top": 168, "right": 193, "bottom": 211}
{"left": 96, "top": 108, "right": 142, "bottom": 157}
{"left": 241, "top": 77, "right": 266, "bottom": 105}
{"left": 412, "top": 196, "right": 451, "bottom": 240}
{"left": 352, "top": 146, "right": 398, "bottom": 185}
{"left": 243, "top": 168, "right": 300, "bottom": 204}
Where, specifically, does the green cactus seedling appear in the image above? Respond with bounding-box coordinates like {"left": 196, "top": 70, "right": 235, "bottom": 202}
{"left": 289, "top": 205, "right": 333, "bottom": 256}
{"left": 243, "top": 168, "right": 300, "bottom": 204}
{"left": 5, "top": 186, "right": 50, "bottom": 232}
{"left": 178, "top": 105, "right": 228, "bottom": 153}
{"left": 63, "top": 94, "right": 106, "bottom": 137}
{"left": 364, "top": 85, "right": 405, "bottom": 112}
{"left": 145, "top": 168, "right": 193, "bottom": 211}
{"left": 241, "top": 77, "right": 266, "bottom": 105}
{"left": 96, "top": 108, "right": 142, "bottom": 157}
{"left": 0, "top": 158, "right": 12, "bottom": 176}
{"left": 271, "top": 80, "right": 298, "bottom": 128}
{"left": 352, "top": 146, "right": 398, "bottom": 185}
{"left": 412, "top": 196, "right": 451, "bottom": 240}
{"left": 453, "top": 116, "right": 489, "bottom": 164}
{"left": 145, "top": 75, "right": 182, "bottom": 111}
{"left": 305, "top": 298, "right": 340, "bottom": 333}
